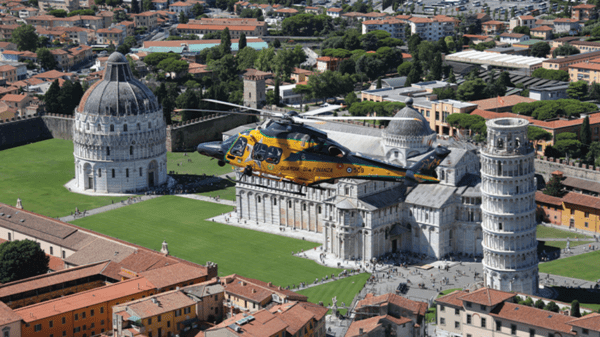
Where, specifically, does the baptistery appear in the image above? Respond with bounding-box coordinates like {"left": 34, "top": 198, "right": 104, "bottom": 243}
{"left": 72, "top": 52, "right": 167, "bottom": 193}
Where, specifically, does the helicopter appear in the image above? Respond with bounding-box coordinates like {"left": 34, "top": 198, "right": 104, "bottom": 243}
{"left": 177, "top": 99, "right": 452, "bottom": 190}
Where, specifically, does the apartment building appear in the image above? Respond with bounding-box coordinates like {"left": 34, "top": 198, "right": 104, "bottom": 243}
{"left": 354, "top": 293, "right": 428, "bottom": 337}
{"left": 572, "top": 4, "right": 597, "bottom": 21}
{"left": 50, "top": 49, "right": 72, "bottom": 70}
{"left": 542, "top": 50, "right": 600, "bottom": 71}
{"left": 553, "top": 18, "right": 581, "bottom": 35}
{"left": 96, "top": 27, "right": 125, "bottom": 45}
{"left": 326, "top": 7, "right": 343, "bottom": 18}
{"left": 570, "top": 40, "right": 600, "bottom": 53}
{"left": 177, "top": 18, "right": 267, "bottom": 37}
{"left": 362, "top": 18, "right": 406, "bottom": 39}
{"left": 408, "top": 16, "right": 455, "bottom": 41}
{"left": 131, "top": 11, "right": 159, "bottom": 30}
{"left": 0, "top": 302, "right": 21, "bottom": 337}
{"left": 0, "top": 64, "right": 17, "bottom": 82}
{"left": 530, "top": 26, "right": 553, "bottom": 40}
{"left": 0, "top": 24, "right": 20, "bottom": 40}
{"left": 39, "top": 0, "right": 79, "bottom": 12}
{"left": 569, "top": 62, "right": 600, "bottom": 84}
{"left": 499, "top": 32, "right": 530, "bottom": 44}
{"left": 1, "top": 94, "right": 32, "bottom": 115}
{"left": 482, "top": 20, "right": 505, "bottom": 35}
{"left": 316, "top": 56, "right": 343, "bottom": 72}
{"left": 509, "top": 15, "right": 536, "bottom": 31}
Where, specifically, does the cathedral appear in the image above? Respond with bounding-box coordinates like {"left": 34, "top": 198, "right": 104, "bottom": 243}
{"left": 72, "top": 52, "right": 167, "bottom": 193}
{"left": 234, "top": 99, "right": 485, "bottom": 261}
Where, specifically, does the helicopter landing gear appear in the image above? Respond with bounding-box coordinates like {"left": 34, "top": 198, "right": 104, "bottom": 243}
{"left": 218, "top": 160, "right": 226, "bottom": 167}
{"left": 243, "top": 165, "right": 253, "bottom": 176}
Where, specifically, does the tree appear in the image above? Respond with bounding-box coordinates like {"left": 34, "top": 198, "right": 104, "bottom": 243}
{"left": 49, "top": 9, "right": 68, "bottom": 17}
{"left": 456, "top": 78, "right": 487, "bottom": 101}
{"left": 44, "top": 80, "right": 61, "bottom": 114}
{"left": 432, "top": 86, "right": 456, "bottom": 100}
{"left": 344, "top": 91, "right": 359, "bottom": 109}
{"left": 236, "top": 47, "right": 258, "bottom": 71}
{"left": 131, "top": 0, "right": 140, "bottom": 13}
{"left": 376, "top": 77, "right": 382, "bottom": 89}
{"left": 397, "top": 62, "right": 412, "bottom": 76}
{"left": 292, "top": 84, "right": 313, "bottom": 110}
{"left": 534, "top": 299, "right": 545, "bottom": 309}
{"left": 528, "top": 126, "right": 552, "bottom": 141}
{"left": 37, "top": 48, "right": 56, "bottom": 71}
{"left": 162, "top": 96, "right": 174, "bottom": 125}
{"left": 553, "top": 43, "right": 580, "bottom": 57}
{"left": 532, "top": 68, "right": 569, "bottom": 82}
{"left": 239, "top": 33, "right": 247, "bottom": 50}
{"left": 407, "top": 34, "right": 422, "bottom": 55}
{"left": 12, "top": 25, "right": 38, "bottom": 52}
{"left": 512, "top": 26, "right": 530, "bottom": 35}
{"left": 0, "top": 240, "right": 49, "bottom": 283}
{"left": 179, "top": 11, "right": 188, "bottom": 23}
{"left": 581, "top": 116, "right": 592, "bottom": 147}
{"left": 531, "top": 42, "right": 551, "bottom": 58}
{"left": 142, "top": 0, "right": 152, "bottom": 11}
{"left": 405, "top": 62, "right": 422, "bottom": 87}
{"left": 571, "top": 300, "right": 581, "bottom": 317}
{"left": 221, "top": 27, "right": 231, "bottom": 54}
{"left": 448, "top": 68, "right": 456, "bottom": 83}
{"left": 586, "top": 142, "right": 600, "bottom": 165}
{"left": 429, "top": 52, "right": 443, "bottom": 80}
{"left": 544, "top": 301, "right": 560, "bottom": 313}
{"left": 568, "top": 81, "right": 589, "bottom": 100}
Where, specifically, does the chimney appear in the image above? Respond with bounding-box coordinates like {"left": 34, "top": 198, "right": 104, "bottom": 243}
{"left": 15, "top": 198, "right": 22, "bottom": 210}
{"left": 359, "top": 328, "right": 364, "bottom": 334}
{"left": 267, "top": 282, "right": 273, "bottom": 287}
{"left": 241, "top": 281, "right": 247, "bottom": 286}
{"left": 160, "top": 239, "right": 169, "bottom": 256}
{"left": 252, "top": 289, "right": 256, "bottom": 293}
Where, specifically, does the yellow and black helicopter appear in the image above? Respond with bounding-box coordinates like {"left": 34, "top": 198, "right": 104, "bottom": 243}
{"left": 178, "top": 99, "right": 451, "bottom": 190}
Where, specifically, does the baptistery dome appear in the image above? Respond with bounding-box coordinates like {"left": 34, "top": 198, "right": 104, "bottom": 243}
{"left": 72, "top": 52, "right": 167, "bottom": 193}
{"left": 383, "top": 98, "right": 436, "bottom": 166}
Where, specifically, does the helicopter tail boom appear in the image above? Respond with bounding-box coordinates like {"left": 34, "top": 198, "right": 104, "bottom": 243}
{"left": 406, "top": 146, "right": 451, "bottom": 183}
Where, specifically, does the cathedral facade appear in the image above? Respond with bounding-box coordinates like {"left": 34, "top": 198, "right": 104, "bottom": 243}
{"left": 72, "top": 52, "right": 167, "bottom": 193}
{"left": 235, "top": 101, "right": 485, "bottom": 261}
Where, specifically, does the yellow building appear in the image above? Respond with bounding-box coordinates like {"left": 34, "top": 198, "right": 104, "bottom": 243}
{"left": 530, "top": 26, "right": 553, "bottom": 40}
{"left": 561, "top": 192, "right": 600, "bottom": 233}
{"left": 568, "top": 62, "right": 600, "bottom": 85}
{"left": 270, "top": 301, "right": 329, "bottom": 337}
{"left": 221, "top": 275, "right": 308, "bottom": 313}
{"left": 132, "top": 12, "right": 159, "bottom": 31}
{"left": 113, "top": 290, "right": 198, "bottom": 337}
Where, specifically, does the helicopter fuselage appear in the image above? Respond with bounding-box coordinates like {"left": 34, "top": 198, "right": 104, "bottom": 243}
{"left": 197, "top": 120, "right": 447, "bottom": 186}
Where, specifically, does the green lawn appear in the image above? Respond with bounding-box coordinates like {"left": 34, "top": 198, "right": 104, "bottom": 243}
{"left": 537, "top": 225, "right": 593, "bottom": 239}
{"left": 167, "top": 152, "right": 234, "bottom": 177}
{"left": 71, "top": 196, "right": 341, "bottom": 286}
{"left": 439, "top": 288, "right": 462, "bottom": 297}
{"left": 0, "top": 139, "right": 129, "bottom": 218}
{"left": 297, "top": 273, "right": 370, "bottom": 315}
{"left": 197, "top": 185, "right": 237, "bottom": 201}
{"left": 540, "top": 250, "right": 600, "bottom": 282}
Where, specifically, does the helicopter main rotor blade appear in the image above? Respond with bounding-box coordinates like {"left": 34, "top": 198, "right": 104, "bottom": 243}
{"left": 202, "top": 99, "right": 284, "bottom": 118}
{"left": 174, "top": 108, "right": 268, "bottom": 117}
{"left": 306, "top": 116, "right": 423, "bottom": 121}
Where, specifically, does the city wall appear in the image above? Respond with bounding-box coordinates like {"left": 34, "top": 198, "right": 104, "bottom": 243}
{"left": 0, "top": 116, "right": 52, "bottom": 150}
{"left": 42, "top": 114, "right": 74, "bottom": 140}
{"left": 166, "top": 114, "right": 254, "bottom": 152}
{"left": 534, "top": 156, "right": 600, "bottom": 183}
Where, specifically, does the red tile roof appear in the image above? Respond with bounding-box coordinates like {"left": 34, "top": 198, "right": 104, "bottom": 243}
{"left": 536, "top": 191, "right": 564, "bottom": 207}
{"left": 15, "top": 276, "right": 156, "bottom": 323}
{"left": 222, "top": 274, "right": 307, "bottom": 303}
{"left": 1, "top": 94, "right": 28, "bottom": 102}
{"left": 562, "top": 192, "right": 600, "bottom": 209}
{"left": 47, "top": 254, "right": 65, "bottom": 271}
{"left": 436, "top": 290, "right": 468, "bottom": 307}
{"left": 482, "top": 20, "right": 505, "bottom": 25}
{"left": 270, "top": 301, "right": 329, "bottom": 335}
{"left": 178, "top": 23, "right": 259, "bottom": 31}
{"left": 355, "top": 293, "right": 427, "bottom": 317}
{"left": 327, "top": 7, "right": 343, "bottom": 12}
{"left": 346, "top": 315, "right": 412, "bottom": 337}
{"left": 573, "top": 4, "right": 595, "bottom": 9}
{"left": 458, "top": 288, "right": 514, "bottom": 306}
{"left": 532, "top": 25, "right": 553, "bottom": 31}
{"left": 123, "top": 289, "right": 197, "bottom": 318}
{"left": 213, "top": 309, "right": 288, "bottom": 337}
{"left": 490, "top": 302, "right": 577, "bottom": 335}
{"left": 567, "top": 313, "right": 600, "bottom": 331}
{"left": 500, "top": 33, "right": 527, "bottom": 38}
{"left": 469, "top": 96, "right": 535, "bottom": 110}
{"left": 0, "top": 301, "right": 20, "bottom": 325}
{"left": 569, "top": 62, "right": 600, "bottom": 71}
{"left": 519, "top": 15, "right": 535, "bottom": 20}
{"left": 138, "top": 262, "right": 207, "bottom": 290}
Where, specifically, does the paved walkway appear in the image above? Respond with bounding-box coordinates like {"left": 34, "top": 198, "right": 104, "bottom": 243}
{"left": 540, "top": 222, "right": 600, "bottom": 239}
{"left": 175, "top": 194, "right": 236, "bottom": 206}
{"left": 59, "top": 195, "right": 162, "bottom": 222}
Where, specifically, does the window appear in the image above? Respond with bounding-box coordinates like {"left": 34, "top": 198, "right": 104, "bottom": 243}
{"left": 110, "top": 124, "right": 114, "bottom": 132}
{"left": 82, "top": 312, "right": 86, "bottom": 319}
{"left": 107, "top": 147, "right": 110, "bottom": 156}
{"left": 148, "top": 318, "right": 152, "bottom": 325}
{"left": 466, "top": 302, "right": 472, "bottom": 308}
{"left": 86, "top": 123, "right": 90, "bottom": 130}
{"left": 91, "top": 309, "right": 94, "bottom": 317}
{"left": 7, "top": 233, "right": 10, "bottom": 241}
{"left": 288, "top": 201, "right": 292, "bottom": 208}
{"left": 158, "top": 315, "right": 161, "bottom": 322}
{"left": 62, "top": 317, "right": 66, "bottom": 324}
{"left": 583, "top": 328, "right": 590, "bottom": 335}
{"left": 140, "top": 167, "right": 142, "bottom": 176}
{"left": 511, "top": 324, "right": 517, "bottom": 335}
{"left": 91, "top": 323, "right": 94, "bottom": 328}
{"left": 126, "top": 169, "right": 129, "bottom": 178}
{"left": 123, "top": 124, "right": 128, "bottom": 131}
{"left": 74, "top": 327, "right": 81, "bottom": 333}
{"left": 83, "top": 325, "right": 86, "bottom": 331}
{"left": 75, "top": 314, "right": 79, "bottom": 321}
{"left": 481, "top": 318, "right": 486, "bottom": 328}
{"left": 50, "top": 320, "right": 54, "bottom": 328}
{"left": 273, "top": 199, "right": 277, "bottom": 206}
{"left": 100, "top": 307, "right": 104, "bottom": 314}
{"left": 184, "top": 307, "right": 191, "bottom": 314}
{"left": 571, "top": 209, "right": 575, "bottom": 215}
{"left": 101, "top": 319, "right": 104, "bottom": 325}
{"left": 496, "top": 321, "right": 501, "bottom": 331}
{"left": 35, "top": 324, "right": 42, "bottom": 332}
{"left": 586, "top": 222, "right": 589, "bottom": 228}
{"left": 549, "top": 334, "right": 555, "bottom": 337}
{"left": 529, "top": 328, "right": 535, "bottom": 337}
{"left": 455, "top": 308, "right": 460, "bottom": 315}
{"left": 62, "top": 251, "right": 66, "bottom": 259}
{"left": 480, "top": 305, "right": 486, "bottom": 310}
{"left": 130, "top": 146, "right": 133, "bottom": 155}
{"left": 440, "top": 318, "right": 446, "bottom": 325}
{"left": 455, "top": 321, "right": 460, "bottom": 328}
{"left": 50, "top": 246, "right": 53, "bottom": 255}
{"left": 167, "top": 321, "right": 171, "bottom": 328}
{"left": 148, "top": 122, "right": 152, "bottom": 128}
{"left": 63, "top": 332, "right": 66, "bottom": 337}
{"left": 98, "top": 168, "right": 102, "bottom": 177}
{"left": 175, "top": 309, "right": 182, "bottom": 317}
{"left": 112, "top": 169, "right": 115, "bottom": 178}
{"left": 466, "top": 314, "right": 471, "bottom": 324}
{"left": 440, "top": 305, "right": 445, "bottom": 312}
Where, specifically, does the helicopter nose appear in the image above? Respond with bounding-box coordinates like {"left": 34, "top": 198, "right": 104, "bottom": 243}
{"left": 197, "top": 141, "right": 224, "bottom": 159}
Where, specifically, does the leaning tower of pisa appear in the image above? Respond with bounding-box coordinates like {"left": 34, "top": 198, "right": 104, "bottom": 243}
{"left": 480, "top": 118, "right": 539, "bottom": 295}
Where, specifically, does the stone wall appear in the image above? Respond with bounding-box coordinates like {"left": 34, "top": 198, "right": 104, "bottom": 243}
{"left": 0, "top": 116, "right": 52, "bottom": 150}
{"left": 166, "top": 114, "right": 254, "bottom": 152}
{"left": 42, "top": 114, "right": 74, "bottom": 140}
{"left": 534, "top": 156, "right": 600, "bottom": 183}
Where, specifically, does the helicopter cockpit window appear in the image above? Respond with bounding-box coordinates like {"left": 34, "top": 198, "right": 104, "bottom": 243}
{"left": 253, "top": 143, "right": 269, "bottom": 161}
{"left": 266, "top": 147, "right": 283, "bottom": 164}
{"left": 230, "top": 137, "right": 248, "bottom": 157}
{"left": 328, "top": 146, "right": 345, "bottom": 158}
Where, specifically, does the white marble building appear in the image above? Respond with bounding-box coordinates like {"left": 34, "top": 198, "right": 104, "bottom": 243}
{"left": 234, "top": 101, "right": 487, "bottom": 262}
{"left": 481, "top": 118, "right": 539, "bottom": 294}
{"left": 72, "top": 52, "right": 167, "bottom": 194}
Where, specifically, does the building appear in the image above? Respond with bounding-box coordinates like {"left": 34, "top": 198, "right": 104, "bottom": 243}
{"left": 169, "top": 1, "right": 193, "bottom": 15}
{"left": 177, "top": 18, "right": 267, "bottom": 37}
{"left": 481, "top": 20, "right": 505, "bottom": 35}
{"left": 530, "top": 26, "right": 553, "bottom": 40}
{"left": 570, "top": 40, "right": 600, "bottom": 53}
{"left": 96, "top": 27, "right": 126, "bottom": 46}
{"left": 221, "top": 274, "right": 307, "bottom": 313}
{"left": 509, "top": 15, "right": 536, "bottom": 31}
{"left": 550, "top": 36, "right": 580, "bottom": 48}
{"left": 133, "top": 38, "right": 268, "bottom": 54}
{"left": 243, "top": 69, "right": 268, "bottom": 109}
{"left": 0, "top": 64, "right": 17, "bottom": 82}
{"left": 499, "top": 33, "right": 530, "bottom": 45}
{"left": 205, "top": 309, "right": 288, "bottom": 337}
{"left": 72, "top": 52, "right": 167, "bottom": 193}
{"left": 529, "top": 83, "right": 569, "bottom": 101}
{"left": 444, "top": 50, "right": 545, "bottom": 75}
{"left": 572, "top": 4, "right": 596, "bottom": 21}
{"left": 542, "top": 49, "right": 600, "bottom": 71}
{"left": 270, "top": 301, "right": 328, "bottom": 337}
{"left": 316, "top": 56, "right": 343, "bottom": 72}
{"left": 0, "top": 301, "right": 21, "bottom": 337}
{"left": 535, "top": 191, "right": 563, "bottom": 226}
{"left": 1, "top": 93, "right": 32, "bottom": 115}
{"left": 568, "top": 62, "right": 600, "bottom": 85}
{"left": 408, "top": 16, "right": 455, "bottom": 42}
{"left": 553, "top": 18, "right": 581, "bottom": 35}
{"left": 326, "top": 7, "right": 343, "bottom": 18}
{"left": 354, "top": 293, "right": 427, "bottom": 337}
{"left": 469, "top": 96, "right": 535, "bottom": 113}
{"left": 182, "top": 281, "right": 225, "bottom": 322}
{"left": 480, "top": 118, "right": 539, "bottom": 294}
{"left": 132, "top": 11, "right": 159, "bottom": 30}
{"left": 362, "top": 18, "right": 407, "bottom": 40}
{"left": 38, "top": 0, "right": 79, "bottom": 12}
{"left": 345, "top": 315, "right": 412, "bottom": 337}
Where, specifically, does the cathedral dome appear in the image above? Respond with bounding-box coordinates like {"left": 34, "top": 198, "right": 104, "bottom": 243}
{"left": 77, "top": 52, "right": 159, "bottom": 116}
{"left": 384, "top": 98, "right": 433, "bottom": 138}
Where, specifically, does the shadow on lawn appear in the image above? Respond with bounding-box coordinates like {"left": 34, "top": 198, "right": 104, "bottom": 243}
{"left": 537, "top": 241, "right": 562, "bottom": 261}
{"left": 553, "top": 286, "right": 600, "bottom": 309}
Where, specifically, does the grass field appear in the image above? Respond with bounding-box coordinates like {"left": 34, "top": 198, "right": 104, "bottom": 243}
{"left": 167, "top": 152, "right": 234, "bottom": 177}
{"left": 297, "top": 273, "right": 370, "bottom": 315}
{"left": 72, "top": 196, "right": 341, "bottom": 286}
{"left": 537, "top": 225, "right": 593, "bottom": 239}
{"left": 0, "top": 139, "right": 129, "bottom": 217}
{"left": 539, "top": 250, "right": 600, "bottom": 282}
{"left": 197, "top": 186, "right": 237, "bottom": 201}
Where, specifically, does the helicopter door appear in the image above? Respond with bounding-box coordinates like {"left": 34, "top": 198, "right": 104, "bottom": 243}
{"left": 230, "top": 137, "right": 248, "bottom": 157}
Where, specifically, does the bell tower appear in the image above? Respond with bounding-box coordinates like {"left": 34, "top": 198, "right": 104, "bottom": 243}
{"left": 243, "top": 70, "right": 267, "bottom": 109}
